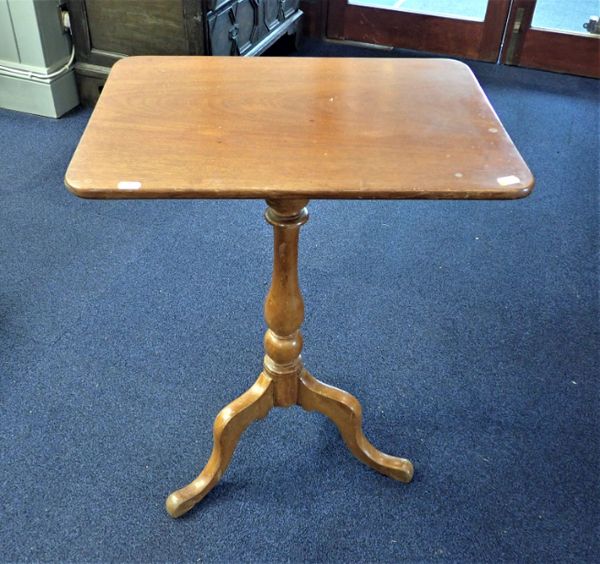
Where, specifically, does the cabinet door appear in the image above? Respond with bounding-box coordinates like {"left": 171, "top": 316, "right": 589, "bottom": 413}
{"left": 207, "top": 1, "right": 231, "bottom": 10}
{"left": 282, "top": 0, "right": 300, "bottom": 18}
{"left": 68, "top": 0, "right": 203, "bottom": 67}
{"left": 208, "top": 0, "right": 260, "bottom": 55}
{"left": 81, "top": 0, "right": 188, "bottom": 56}
{"left": 263, "top": 0, "right": 300, "bottom": 31}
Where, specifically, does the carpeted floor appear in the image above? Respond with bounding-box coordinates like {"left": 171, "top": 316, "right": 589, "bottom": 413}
{"left": 1, "top": 39, "right": 598, "bottom": 562}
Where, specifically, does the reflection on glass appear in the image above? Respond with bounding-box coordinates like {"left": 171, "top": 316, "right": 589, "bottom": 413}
{"left": 532, "top": 0, "right": 599, "bottom": 34}
{"left": 349, "top": 0, "right": 488, "bottom": 22}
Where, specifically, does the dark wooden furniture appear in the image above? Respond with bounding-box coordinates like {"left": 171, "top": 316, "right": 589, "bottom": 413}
{"left": 67, "top": 0, "right": 302, "bottom": 104}
{"left": 65, "top": 56, "right": 534, "bottom": 518}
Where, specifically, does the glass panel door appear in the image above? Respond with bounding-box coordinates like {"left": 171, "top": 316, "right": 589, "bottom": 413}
{"left": 349, "top": 0, "right": 488, "bottom": 22}
{"left": 532, "top": 0, "right": 598, "bottom": 34}
{"left": 502, "top": 0, "right": 600, "bottom": 78}
{"left": 327, "top": 0, "right": 511, "bottom": 62}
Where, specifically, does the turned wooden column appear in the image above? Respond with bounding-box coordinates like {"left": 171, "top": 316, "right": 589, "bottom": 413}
{"left": 262, "top": 198, "right": 309, "bottom": 407}
{"left": 165, "top": 197, "right": 412, "bottom": 518}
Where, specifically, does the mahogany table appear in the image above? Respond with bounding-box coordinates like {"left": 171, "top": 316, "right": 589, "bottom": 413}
{"left": 65, "top": 56, "right": 534, "bottom": 518}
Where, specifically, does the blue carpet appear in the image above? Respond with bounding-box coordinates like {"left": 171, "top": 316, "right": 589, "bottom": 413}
{"left": 1, "top": 40, "right": 598, "bottom": 562}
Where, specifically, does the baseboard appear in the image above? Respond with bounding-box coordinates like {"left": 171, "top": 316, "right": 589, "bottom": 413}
{"left": 0, "top": 70, "right": 79, "bottom": 118}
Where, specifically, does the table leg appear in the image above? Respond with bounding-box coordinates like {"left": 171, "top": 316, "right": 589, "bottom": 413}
{"left": 298, "top": 371, "right": 413, "bottom": 482}
{"left": 165, "top": 373, "right": 274, "bottom": 518}
{"left": 165, "top": 199, "right": 412, "bottom": 518}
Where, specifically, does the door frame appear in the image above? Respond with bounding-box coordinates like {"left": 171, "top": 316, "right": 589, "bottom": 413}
{"left": 502, "top": 0, "right": 600, "bottom": 78}
{"left": 327, "top": 0, "right": 512, "bottom": 62}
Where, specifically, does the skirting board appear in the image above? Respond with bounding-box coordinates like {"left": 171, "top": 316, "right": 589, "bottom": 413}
{"left": 0, "top": 70, "right": 79, "bottom": 118}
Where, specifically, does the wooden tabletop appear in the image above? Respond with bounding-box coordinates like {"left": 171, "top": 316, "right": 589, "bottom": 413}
{"left": 65, "top": 56, "right": 534, "bottom": 200}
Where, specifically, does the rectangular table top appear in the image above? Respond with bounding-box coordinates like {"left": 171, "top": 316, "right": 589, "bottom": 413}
{"left": 65, "top": 56, "right": 534, "bottom": 200}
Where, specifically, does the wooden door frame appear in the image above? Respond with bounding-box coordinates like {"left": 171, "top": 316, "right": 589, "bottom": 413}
{"left": 327, "top": 0, "right": 512, "bottom": 62}
{"left": 502, "top": 0, "right": 600, "bottom": 78}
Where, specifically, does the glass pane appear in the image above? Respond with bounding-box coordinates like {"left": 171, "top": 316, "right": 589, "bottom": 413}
{"left": 349, "top": 0, "right": 489, "bottom": 22}
{"left": 531, "top": 0, "right": 599, "bottom": 34}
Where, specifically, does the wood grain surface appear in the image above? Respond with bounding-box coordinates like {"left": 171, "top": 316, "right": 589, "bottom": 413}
{"left": 65, "top": 56, "right": 534, "bottom": 200}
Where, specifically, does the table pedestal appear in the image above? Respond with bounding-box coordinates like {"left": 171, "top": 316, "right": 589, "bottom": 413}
{"left": 166, "top": 199, "right": 413, "bottom": 518}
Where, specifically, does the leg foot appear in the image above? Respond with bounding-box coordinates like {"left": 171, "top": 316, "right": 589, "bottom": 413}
{"left": 298, "top": 371, "right": 413, "bottom": 482}
{"left": 166, "top": 373, "right": 274, "bottom": 517}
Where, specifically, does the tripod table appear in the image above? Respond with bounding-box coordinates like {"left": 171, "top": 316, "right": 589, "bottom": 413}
{"left": 65, "top": 56, "right": 534, "bottom": 518}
